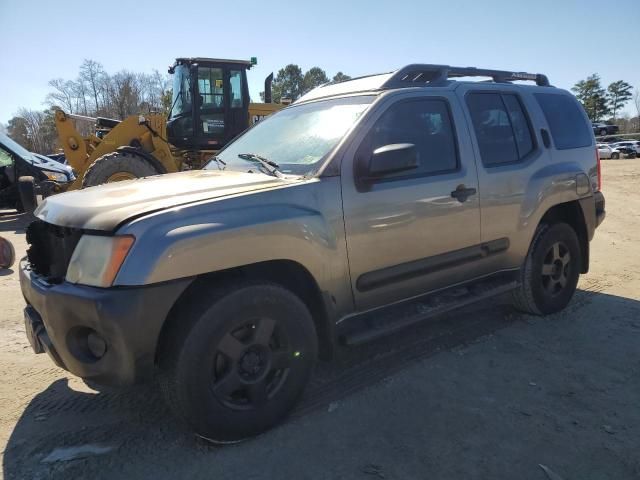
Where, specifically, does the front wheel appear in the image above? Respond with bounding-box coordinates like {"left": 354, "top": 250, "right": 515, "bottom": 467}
{"left": 611, "top": 152, "right": 620, "bottom": 159}
{"left": 159, "top": 282, "right": 318, "bottom": 443}
{"left": 600, "top": 128, "right": 608, "bottom": 136}
{"left": 512, "top": 223, "right": 581, "bottom": 315}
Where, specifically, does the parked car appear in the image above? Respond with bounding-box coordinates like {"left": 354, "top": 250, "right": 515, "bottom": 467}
{"left": 0, "top": 133, "right": 75, "bottom": 211}
{"left": 46, "top": 153, "right": 67, "bottom": 164}
{"left": 592, "top": 122, "right": 619, "bottom": 136}
{"left": 597, "top": 143, "right": 613, "bottom": 159}
{"left": 613, "top": 141, "right": 640, "bottom": 156}
{"left": 20, "top": 64, "right": 605, "bottom": 443}
{"left": 610, "top": 143, "right": 637, "bottom": 158}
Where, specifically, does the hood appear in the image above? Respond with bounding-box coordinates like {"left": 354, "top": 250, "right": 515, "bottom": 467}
{"left": 34, "top": 154, "right": 74, "bottom": 177}
{"left": 35, "top": 169, "right": 292, "bottom": 231}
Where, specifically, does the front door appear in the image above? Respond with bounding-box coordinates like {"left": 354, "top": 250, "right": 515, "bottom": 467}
{"left": 196, "top": 66, "right": 226, "bottom": 148}
{"left": 341, "top": 93, "right": 482, "bottom": 311}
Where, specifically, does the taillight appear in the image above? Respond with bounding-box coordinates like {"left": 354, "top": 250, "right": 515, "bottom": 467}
{"left": 595, "top": 147, "right": 602, "bottom": 191}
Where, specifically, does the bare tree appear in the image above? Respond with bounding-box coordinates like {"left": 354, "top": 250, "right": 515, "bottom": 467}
{"left": 46, "top": 79, "right": 76, "bottom": 113}
{"left": 80, "top": 59, "right": 105, "bottom": 113}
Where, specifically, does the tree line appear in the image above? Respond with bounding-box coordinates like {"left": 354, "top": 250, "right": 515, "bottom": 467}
{"left": 6, "top": 59, "right": 171, "bottom": 155}
{"left": 572, "top": 75, "right": 639, "bottom": 128}
{"left": 265, "top": 65, "right": 351, "bottom": 103}
{"left": 5, "top": 61, "right": 639, "bottom": 156}
{"left": 5, "top": 60, "right": 349, "bottom": 155}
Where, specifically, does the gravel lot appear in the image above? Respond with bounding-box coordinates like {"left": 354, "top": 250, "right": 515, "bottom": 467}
{"left": 1, "top": 160, "right": 639, "bottom": 480}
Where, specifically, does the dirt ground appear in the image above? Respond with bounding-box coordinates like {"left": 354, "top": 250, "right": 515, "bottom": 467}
{"left": 1, "top": 161, "right": 639, "bottom": 480}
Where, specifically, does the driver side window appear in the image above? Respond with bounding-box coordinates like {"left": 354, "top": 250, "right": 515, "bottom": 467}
{"left": 0, "top": 147, "right": 13, "bottom": 168}
{"left": 358, "top": 98, "right": 459, "bottom": 180}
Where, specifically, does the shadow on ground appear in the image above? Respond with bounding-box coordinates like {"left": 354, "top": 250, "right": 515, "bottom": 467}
{"left": 3, "top": 289, "right": 640, "bottom": 479}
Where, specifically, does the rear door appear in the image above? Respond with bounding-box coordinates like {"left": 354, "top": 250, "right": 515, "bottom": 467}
{"left": 341, "top": 92, "right": 482, "bottom": 311}
{"left": 456, "top": 86, "right": 553, "bottom": 271}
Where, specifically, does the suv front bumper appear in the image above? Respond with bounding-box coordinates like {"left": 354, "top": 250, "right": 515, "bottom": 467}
{"left": 19, "top": 259, "right": 192, "bottom": 386}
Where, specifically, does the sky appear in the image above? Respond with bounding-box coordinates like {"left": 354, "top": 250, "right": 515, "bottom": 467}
{"left": 0, "top": 0, "right": 638, "bottom": 124}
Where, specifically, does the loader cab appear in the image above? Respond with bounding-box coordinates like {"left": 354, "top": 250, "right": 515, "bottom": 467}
{"left": 167, "top": 58, "right": 251, "bottom": 151}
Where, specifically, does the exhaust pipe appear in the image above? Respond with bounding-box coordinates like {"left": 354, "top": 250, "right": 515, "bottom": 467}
{"left": 264, "top": 73, "right": 273, "bottom": 103}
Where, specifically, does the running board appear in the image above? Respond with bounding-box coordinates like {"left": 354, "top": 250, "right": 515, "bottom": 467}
{"left": 338, "top": 275, "right": 518, "bottom": 346}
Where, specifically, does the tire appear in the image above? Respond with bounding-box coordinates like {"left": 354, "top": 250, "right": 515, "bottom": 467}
{"left": 159, "top": 282, "right": 318, "bottom": 443}
{"left": 611, "top": 152, "right": 620, "bottom": 159}
{"left": 600, "top": 128, "right": 607, "bottom": 136}
{"left": 17, "top": 176, "right": 37, "bottom": 214}
{"left": 81, "top": 151, "right": 159, "bottom": 188}
{"left": 0, "top": 236, "right": 16, "bottom": 269}
{"left": 512, "top": 223, "right": 581, "bottom": 315}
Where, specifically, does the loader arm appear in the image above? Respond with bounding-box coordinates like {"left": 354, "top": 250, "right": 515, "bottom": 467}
{"left": 54, "top": 110, "right": 178, "bottom": 190}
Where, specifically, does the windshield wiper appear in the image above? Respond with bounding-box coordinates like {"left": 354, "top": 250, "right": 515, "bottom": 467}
{"left": 238, "top": 153, "right": 284, "bottom": 178}
{"left": 209, "top": 155, "right": 226, "bottom": 170}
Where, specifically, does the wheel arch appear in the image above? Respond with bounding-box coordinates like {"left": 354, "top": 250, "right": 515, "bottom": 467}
{"left": 538, "top": 200, "right": 589, "bottom": 273}
{"left": 116, "top": 146, "right": 168, "bottom": 174}
{"left": 155, "top": 259, "right": 335, "bottom": 366}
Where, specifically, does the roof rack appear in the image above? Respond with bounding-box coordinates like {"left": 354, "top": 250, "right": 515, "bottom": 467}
{"left": 382, "top": 64, "right": 550, "bottom": 89}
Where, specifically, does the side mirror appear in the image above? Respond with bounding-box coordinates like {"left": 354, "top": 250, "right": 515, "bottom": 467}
{"left": 367, "top": 143, "right": 419, "bottom": 178}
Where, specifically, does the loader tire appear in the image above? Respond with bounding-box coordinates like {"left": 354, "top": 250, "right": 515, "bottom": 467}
{"left": 82, "top": 151, "right": 159, "bottom": 188}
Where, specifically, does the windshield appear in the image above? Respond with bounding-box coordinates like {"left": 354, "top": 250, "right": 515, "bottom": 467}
{"left": 209, "top": 96, "right": 374, "bottom": 176}
{"left": 0, "top": 132, "right": 39, "bottom": 163}
{"left": 169, "top": 64, "right": 192, "bottom": 119}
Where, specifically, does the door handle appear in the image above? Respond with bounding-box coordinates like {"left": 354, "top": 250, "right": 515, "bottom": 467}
{"left": 451, "top": 184, "right": 477, "bottom": 203}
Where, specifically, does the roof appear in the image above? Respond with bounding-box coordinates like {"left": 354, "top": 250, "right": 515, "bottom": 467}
{"left": 173, "top": 57, "right": 253, "bottom": 67}
{"left": 296, "top": 64, "right": 551, "bottom": 104}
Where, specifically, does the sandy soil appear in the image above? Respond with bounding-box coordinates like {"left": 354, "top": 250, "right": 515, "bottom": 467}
{"left": 0, "top": 160, "right": 639, "bottom": 479}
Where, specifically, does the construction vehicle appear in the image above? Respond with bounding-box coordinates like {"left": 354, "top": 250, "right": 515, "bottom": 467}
{"left": 54, "top": 57, "right": 282, "bottom": 190}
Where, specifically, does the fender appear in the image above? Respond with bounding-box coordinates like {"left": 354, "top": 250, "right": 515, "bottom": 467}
{"left": 114, "top": 178, "right": 354, "bottom": 319}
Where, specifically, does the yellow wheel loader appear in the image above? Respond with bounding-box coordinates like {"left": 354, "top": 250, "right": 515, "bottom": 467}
{"left": 54, "top": 58, "right": 283, "bottom": 190}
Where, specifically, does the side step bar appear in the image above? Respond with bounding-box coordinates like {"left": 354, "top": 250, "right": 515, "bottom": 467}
{"left": 338, "top": 275, "right": 518, "bottom": 346}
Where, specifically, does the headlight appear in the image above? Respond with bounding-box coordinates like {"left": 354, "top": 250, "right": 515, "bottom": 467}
{"left": 43, "top": 171, "right": 68, "bottom": 182}
{"left": 66, "top": 235, "right": 135, "bottom": 287}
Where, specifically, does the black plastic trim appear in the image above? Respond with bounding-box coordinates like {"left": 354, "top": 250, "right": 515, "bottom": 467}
{"left": 356, "top": 238, "right": 510, "bottom": 292}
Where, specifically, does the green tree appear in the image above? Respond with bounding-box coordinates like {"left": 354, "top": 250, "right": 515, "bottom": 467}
{"left": 607, "top": 80, "right": 633, "bottom": 120}
{"left": 271, "top": 64, "right": 304, "bottom": 103}
{"left": 332, "top": 72, "right": 351, "bottom": 83}
{"left": 6, "top": 116, "right": 31, "bottom": 149}
{"left": 160, "top": 89, "right": 173, "bottom": 115}
{"left": 572, "top": 74, "right": 610, "bottom": 121}
{"left": 302, "top": 67, "right": 329, "bottom": 94}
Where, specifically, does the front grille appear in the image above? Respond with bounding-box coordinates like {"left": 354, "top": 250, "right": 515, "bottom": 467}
{"left": 26, "top": 220, "right": 82, "bottom": 283}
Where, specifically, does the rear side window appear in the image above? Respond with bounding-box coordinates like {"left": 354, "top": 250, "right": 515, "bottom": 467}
{"left": 534, "top": 93, "right": 592, "bottom": 150}
{"left": 466, "top": 93, "right": 534, "bottom": 166}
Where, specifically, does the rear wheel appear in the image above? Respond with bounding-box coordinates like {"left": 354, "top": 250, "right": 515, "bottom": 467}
{"left": 599, "top": 128, "right": 608, "bottom": 136}
{"left": 512, "top": 223, "right": 581, "bottom": 315}
{"left": 81, "top": 151, "right": 159, "bottom": 188}
{"left": 611, "top": 152, "right": 620, "bottom": 159}
{"left": 159, "top": 282, "right": 318, "bottom": 443}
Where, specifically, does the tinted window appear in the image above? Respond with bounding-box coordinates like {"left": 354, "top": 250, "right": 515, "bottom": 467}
{"left": 467, "top": 93, "right": 522, "bottom": 166}
{"left": 503, "top": 94, "right": 534, "bottom": 158}
{"left": 363, "top": 99, "right": 458, "bottom": 177}
{"left": 198, "top": 67, "right": 224, "bottom": 108}
{"left": 535, "top": 93, "right": 592, "bottom": 149}
{"left": 229, "top": 70, "right": 243, "bottom": 108}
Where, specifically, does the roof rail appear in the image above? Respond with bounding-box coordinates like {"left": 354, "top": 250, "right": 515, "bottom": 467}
{"left": 382, "top": 64, "right": 550, "bottom": 88}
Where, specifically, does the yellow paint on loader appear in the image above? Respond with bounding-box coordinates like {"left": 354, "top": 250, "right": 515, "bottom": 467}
{"left": 55, "top": 102, "right": 283, "bottom": 191}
